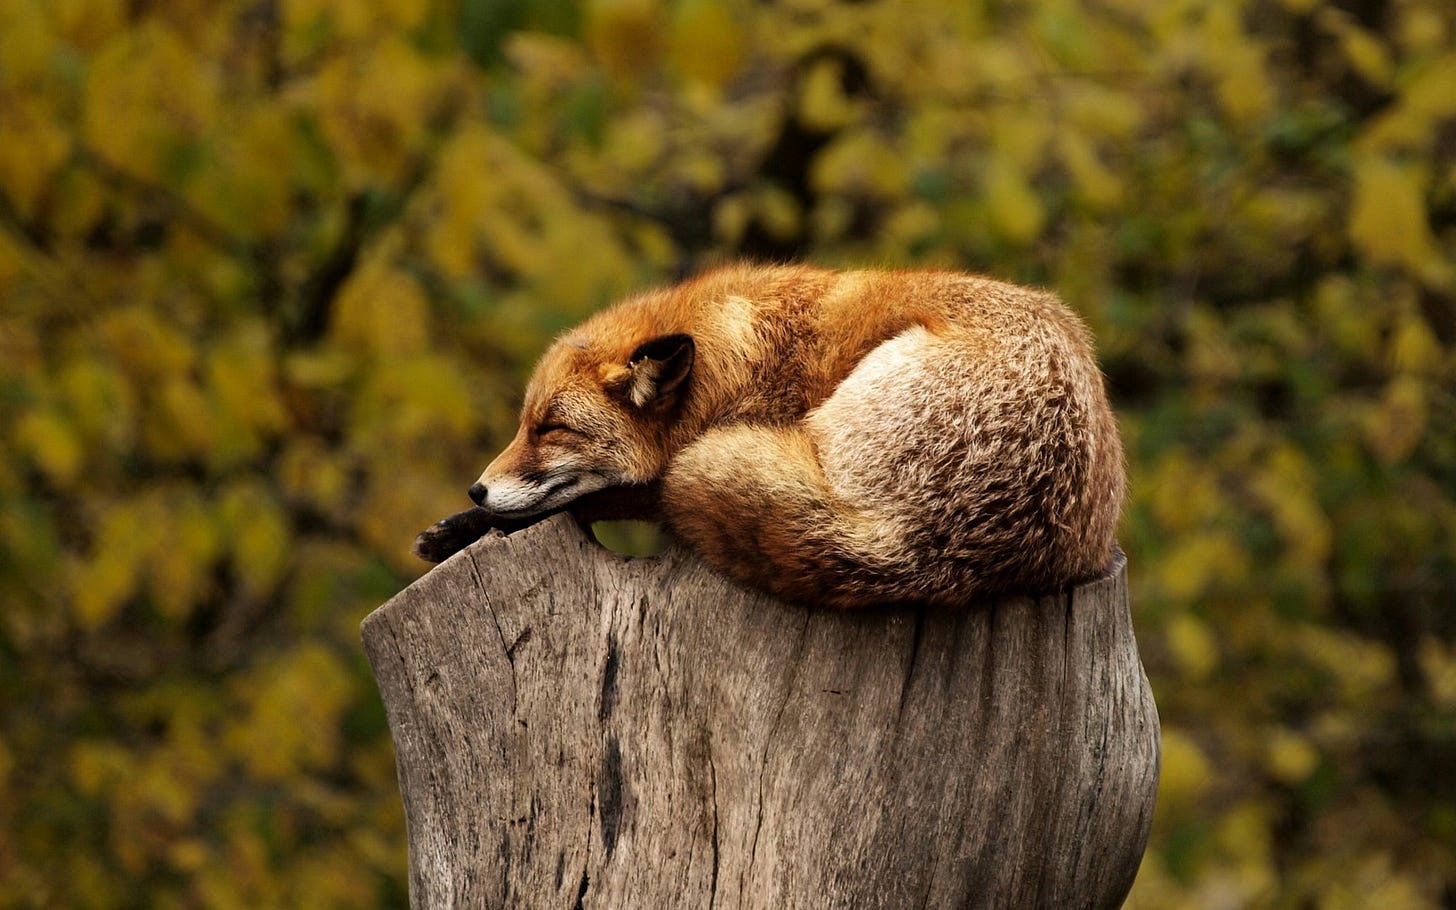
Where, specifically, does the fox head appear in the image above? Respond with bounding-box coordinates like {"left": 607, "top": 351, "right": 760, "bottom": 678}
{"left": 469, "top": 333, "right": 695, "bottom": 517}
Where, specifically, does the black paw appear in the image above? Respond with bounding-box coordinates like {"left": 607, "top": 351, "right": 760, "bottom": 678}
{"left": 413, "top": 508, "right": 496, "bottom": 563}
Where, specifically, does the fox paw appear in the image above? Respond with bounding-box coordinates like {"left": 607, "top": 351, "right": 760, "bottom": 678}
{"left": 412, "top": 507, "right": 496, "bottom": 563}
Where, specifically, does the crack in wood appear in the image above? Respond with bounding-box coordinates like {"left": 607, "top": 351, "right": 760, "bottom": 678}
{"left": 598, "top": 735, "right": 625, "bottom": 859}
{"left": 708, "top": 748, "right": 721, "bottom": 910}
{"left": 598, "top": 633, "right": 621, "bottom": 723}
{"left": 506, "top": 626, "right": 533, "bottom": 660}
{"left": 744, "top": 609, "right": 814, "bottom": 890}
{"left": 571, "top": 867, "right": 589, "bottom": 910}
{"left": 898, "top": 608, "right": 928, "bottom": 719}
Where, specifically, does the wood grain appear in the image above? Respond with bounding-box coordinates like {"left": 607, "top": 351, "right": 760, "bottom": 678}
{"left": 362, "top": 515, "right": 1159, "bottom": 909}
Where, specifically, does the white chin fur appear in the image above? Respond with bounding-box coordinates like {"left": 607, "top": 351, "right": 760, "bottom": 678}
{"left": 484, "top": 473, "right": 609, "bottom": 516}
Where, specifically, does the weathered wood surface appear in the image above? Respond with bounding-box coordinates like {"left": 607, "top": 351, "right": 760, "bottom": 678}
{"left": 361, "top": 515, "right": 1159, "bottom": 909}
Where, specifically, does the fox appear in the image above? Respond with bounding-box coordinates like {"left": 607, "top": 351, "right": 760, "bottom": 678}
{"left": 414, "top": 263, "right": 1125, "bottom": 608}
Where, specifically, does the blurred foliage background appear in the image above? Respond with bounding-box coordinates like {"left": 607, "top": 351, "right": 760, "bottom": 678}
{"left": 1, "top": 0, "right": 1453, "bottom": 905}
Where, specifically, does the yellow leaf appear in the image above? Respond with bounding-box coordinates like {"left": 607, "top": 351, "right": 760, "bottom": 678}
{"left": 1404, "top": 52, "right": 1456, "bottom": 121}
{"left": 60, "top": 358, "right": 136, "bottom": 452}
{"left": 1242, "top": 189, "right": 1307, "bottom": 246}
{"left": 1060, "top": 83, "right": 1144, "bottom": 141}
{"left": 1166, "top": 612, "right": 1219, "bottom": 681}
{"left": 1216, "top": 46, "right": 1273, "bottom": 125}
{"left": 0, "top": 96, "right": 71, "bottom": 219}
{"left": 0, "top": 1, "right": 52, "bottom": 85}
{"left": 70, "top": 502, "right": 148, "bottom": 629}
{"left": 1347, "top": 156, "right": 1441, "bottom": 275}
{"left": 83, "top": 20, "right": 219, "bottom": 181}
{"left": 587, "top": 0, "right": 664, "bottom": 80}
{"left": 811, "top": 129, "right": 907, "bottom": 198}
{"left": 134, "top": 754, "right": 197, "bottom": 825}
{"left": 881, "top": 201, "right": 941, "bottom": 251}
{"left": 1359, "top": 54, "right": 1456, "bottom": 155}
{"left": 991, "top": 117, "right": 1051, "bottom": 171}
{"left": 984, "top": 156, "right": 1045, "bottom": 244}
{"left": 47, "top": 167, "right": 109, "bottom": 240}
{"left": 317, "top": 37, "right": 455, "bottom": 187}
{"left": 1318, "top": 8, "right": 1393, "bottom": 87}
{"left": 1212, "top": 802, "right": 1278, "bottom": 900}
{"left": 713, "top": 193, "right": 752, "bottom": 245}
{"left": 753, "top": 184, "right": 803, "bottom": 241}
{"left": 811, "top": 196, "right": 856, "bottom": 243}
{"left": 44, "top": 0, "right": 125, "bottom": 51}
{"left": 98, "top": 307, "right": 195, "bottom": 381}
{"left": 191, "top": 105, "right": 296, "bottom": 236}
{"left": 798, "top": 58, "right": 857, "bottom": 132}
{"left": 675, "top": 149, "right": 727, "bottom": 194}
{"left": 1398, "top": 7, "right": 1448, "bottom": 54}
{"left": 227, "top": 645, "right": 353, "bottom": 780}
{"left": 505, "top": 32, "right": 593, "bottom": 87}
{"left": 1314, "top": 275, "right": 1382, "bottom": 358}
{"left": 1389, "top": 311, "right": 1442, "bottom": 374}
{"left": 1247, "top": 443, "right": 1333, "bottom": 586}
{"left": 1147, "top": 449, "right": 1223, "bottom": 531}
{"left": 206, "top": 322, "right": 287, "bottom": 465}
{"left": 351, "top": 356, "right": 480, "bottom": 452}
{"left": 330, "top": 260, "right": 431, "bottom": 357}
{"left": 1292, "top": 624, "right": 1397, "bottom": 700}
{"left": 602, "top": 109, "right": 667, "bottom": 173}
{"left": 1203, "top": 5, "right": 1273, "bottom": 124}
{"left": 166, "top": 839, "right": 209, "bottom": 874}
{"left": 1361, "top": 375, "right": 1427, "bottom": 465}
{"left": 0, "top": 229, "right": 24, "bottom": 290}
{"left": 1185, "top": 307, "right": 1239, "bottom": 384}
{"left": 1158, "top": 532, "right": 1249, "bottom": 603}
{"left": 629, "top": 221, "right": 679, "bottom": 271}
{"left": 147, "top": 492, "right": 221, "bottom": 621}
{"left": 221, "top": 485, "right": 292, "bottom": 599}
{"left": 283, "top": 0, "right": 428, "bottom": 41}
{"left": 1265, "top": 727, "right": 1319, "bottom": 785}
{"left": 1159, "top": 727, "right": 1213, "bottom": 810}
{"left": 278, "top": 439, "right": 352, "bottom": 517}
{"left": 1417, "top": 638, "right": 1456, "bottom": 709}
{"left": 530, "top": 211, "right": 636, "bottom": 313}
{"left": 670, "top": 0, "right": 745, "bottom": 89}
{"left": 143, "top": 377, "right": 216, "bottom": 461}
{"left": 284, "top": 348, "right": 355, "bottom": 389}
{"left": 1058, "top": 132, "right": 1123, "bottom": 210}
{"left": 422, "top": 217, "right": 475, "bottom": 281}
{"left": 422, "top": 128, "right": 502, "bottom": 280}
{"left": 68, "top": 740, "right": 131, "bottom": 796}
{"left": 15, "top": 409, "right": 83, "bottom": 487}
{"left": 354, "top": 462, "right": 454, "bottom": 571}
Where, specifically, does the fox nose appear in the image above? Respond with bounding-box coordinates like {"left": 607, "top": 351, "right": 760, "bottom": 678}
{"left": 468, "top": 482, "right": 487, "bottom": 507}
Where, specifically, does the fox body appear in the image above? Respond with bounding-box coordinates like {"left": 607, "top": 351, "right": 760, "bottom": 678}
{"left": 417, "top": 263, "right": 1124, "bottom": 608}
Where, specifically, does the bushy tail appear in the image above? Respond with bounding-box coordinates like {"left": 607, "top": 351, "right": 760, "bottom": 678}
{"left": 661, "top": 424, "right": 929, "bottom": 608}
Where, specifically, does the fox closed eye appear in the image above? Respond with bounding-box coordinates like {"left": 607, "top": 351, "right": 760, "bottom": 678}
{"left": 537, "top": 423, "right": 586, "bottom": 439}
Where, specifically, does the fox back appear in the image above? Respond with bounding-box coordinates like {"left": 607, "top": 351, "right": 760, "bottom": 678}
{"left": 452, "top": 263, "right": 1123, "bottom": 608}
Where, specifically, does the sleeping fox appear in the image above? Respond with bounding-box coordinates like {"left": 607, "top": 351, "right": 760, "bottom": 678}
{"left": 414, "top": 263, "right": 1124, "bottom": 608}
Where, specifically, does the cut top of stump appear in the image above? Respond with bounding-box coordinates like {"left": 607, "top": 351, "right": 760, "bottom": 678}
{"left": 362, "top": 515, "right": 1160, "bottom": 910}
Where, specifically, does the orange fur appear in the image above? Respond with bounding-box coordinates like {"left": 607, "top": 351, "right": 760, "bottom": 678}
{"left": 448, "top": 263, "right": 1125, "bottom": 608}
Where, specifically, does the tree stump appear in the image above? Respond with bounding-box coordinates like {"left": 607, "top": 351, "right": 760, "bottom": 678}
{"left": 361, "top": 515, "right": 1159, "bottom": 909}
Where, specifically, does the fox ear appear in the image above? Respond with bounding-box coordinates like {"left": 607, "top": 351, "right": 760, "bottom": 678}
{"left": 622, "top": 334, "right": 694, "bottom": 410}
